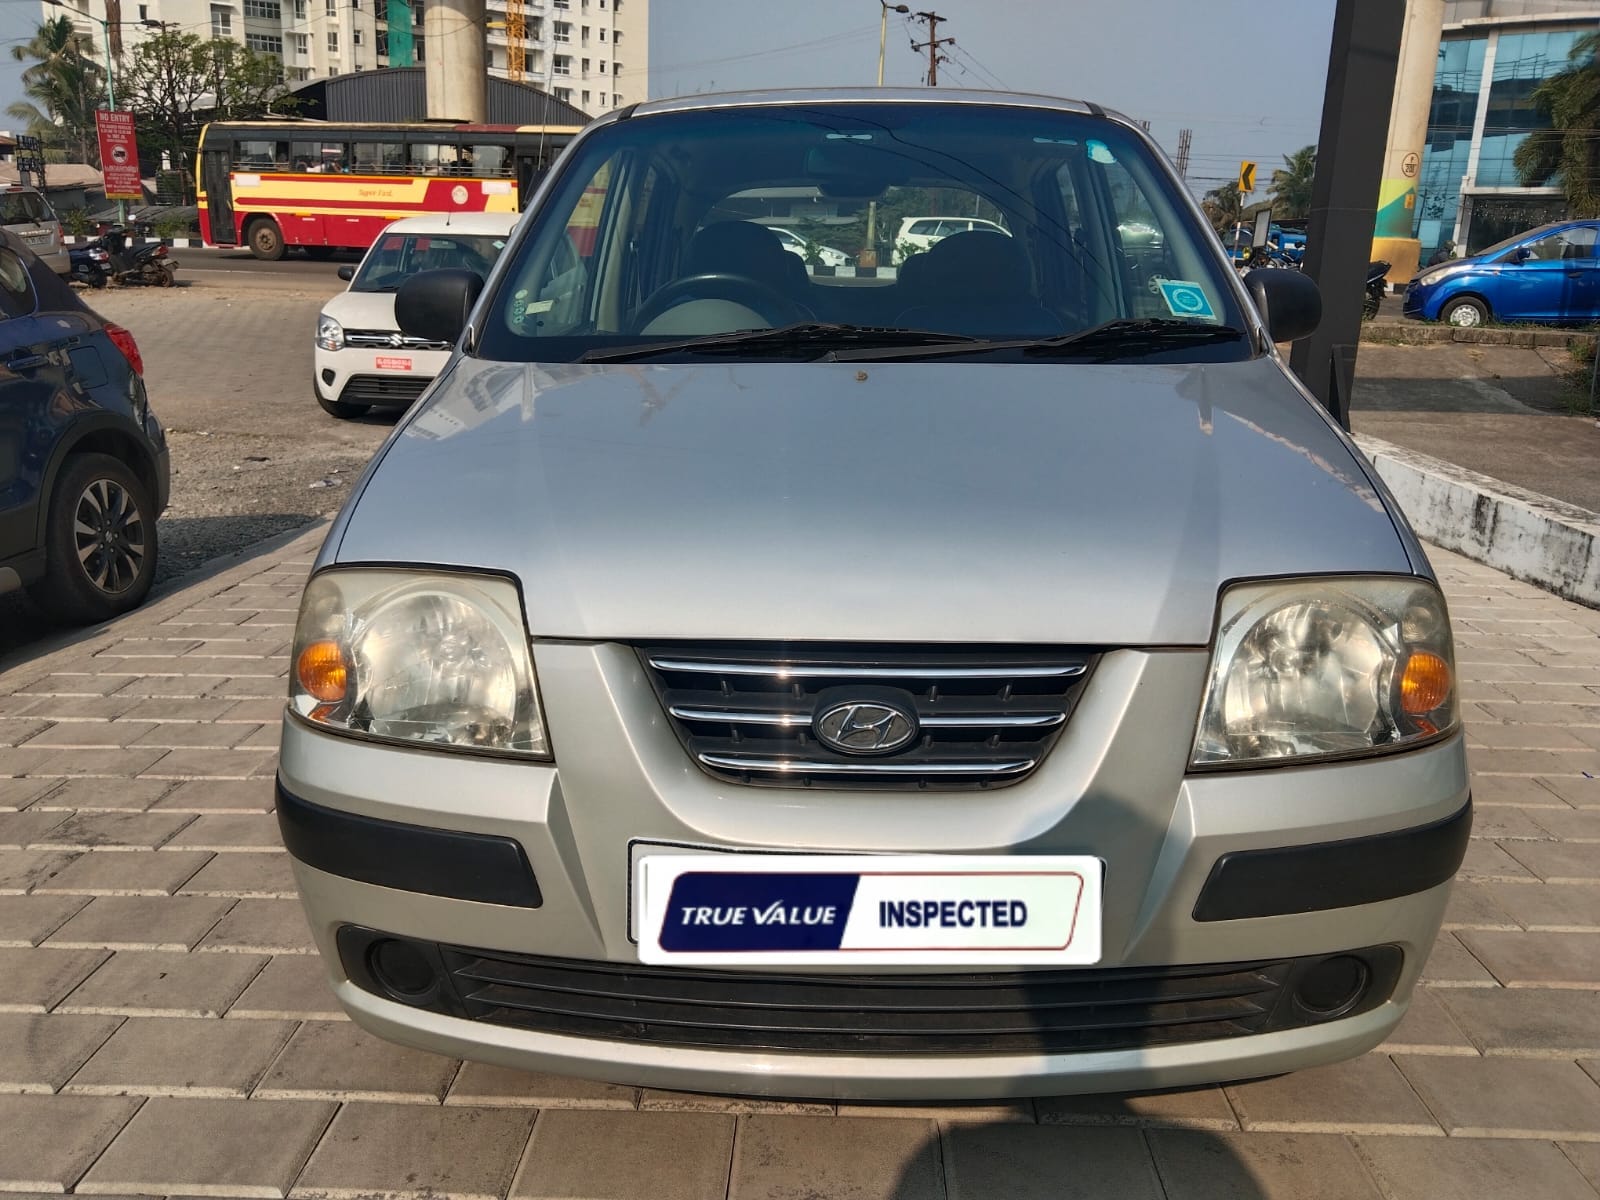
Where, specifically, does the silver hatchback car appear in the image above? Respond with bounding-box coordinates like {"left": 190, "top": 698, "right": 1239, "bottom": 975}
{"left": 279, "top": 89, "right": 1469, "bottom": 1100}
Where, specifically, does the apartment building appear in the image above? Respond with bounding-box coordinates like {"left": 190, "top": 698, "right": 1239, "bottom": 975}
{"left": 43, "top": 0, "right": 647, "bottom": 114}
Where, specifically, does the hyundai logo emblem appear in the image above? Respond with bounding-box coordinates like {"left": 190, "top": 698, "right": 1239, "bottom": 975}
{"left": 814, "top": 700, "right": 918, "bottom": 756}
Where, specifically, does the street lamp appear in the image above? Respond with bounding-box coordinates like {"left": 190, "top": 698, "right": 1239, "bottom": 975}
{"left": 863, "top": 2, "right": 909, "bottom": 266}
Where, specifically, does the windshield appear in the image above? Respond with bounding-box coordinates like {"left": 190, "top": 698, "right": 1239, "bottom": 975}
{"left": 477, "top": 103, "right": 1249, "bottom": 364}
{"left": 352, "top": 232, "right": 509, "bottom": 292}
{"left": 0, "top": 191, "right": 50, "bottom": 225}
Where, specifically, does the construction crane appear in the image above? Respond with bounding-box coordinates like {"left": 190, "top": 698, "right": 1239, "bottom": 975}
{"left": 505, "top": 0, "right": 526, "bottom": 81}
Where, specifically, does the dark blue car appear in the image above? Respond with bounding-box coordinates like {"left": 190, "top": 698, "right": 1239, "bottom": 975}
{"left": 0, "top": 229, "right": 168, "bottom": 623}
{"left": 1404, "top": 220, "right": 1600, "bottom": 327}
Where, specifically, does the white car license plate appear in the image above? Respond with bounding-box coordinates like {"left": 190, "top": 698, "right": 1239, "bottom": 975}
{"left": 634, "top": 852, "right": 1102, "bottom": 967}
{"left": 375, "top": 355, "right": 413, "bottom": 372}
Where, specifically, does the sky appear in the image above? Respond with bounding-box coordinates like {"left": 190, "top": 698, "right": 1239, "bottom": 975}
{"left": 647, "top": 0, "right": 1338, "bottom": 196}
{"left": 0, "top": 1, "right": 35, "bottom": 124}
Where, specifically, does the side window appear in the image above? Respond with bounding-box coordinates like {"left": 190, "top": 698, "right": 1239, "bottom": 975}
{"left": 1535, "top": 226, "right": 1598, "bottom": 261}
{"left": 507, "top": 159, "right": 613, "bottom": 336}
{"left": 289, "top": 141, "right": 346, "bottom": 172}
{"left": 908, "top": 220, "right": 940, "bottom": 236}
{"left": 351, "top": 142, "right": 406, "bottom": 173}
{"left": 0, "top": 249, "right": 36, "bottom": 319}
{"left": 237, "top": 140, "right": 288, "bottom": 169}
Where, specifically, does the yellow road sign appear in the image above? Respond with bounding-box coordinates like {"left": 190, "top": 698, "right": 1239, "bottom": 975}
{"left": 1238, "top": 160, "right": 1257, "bottom": 194}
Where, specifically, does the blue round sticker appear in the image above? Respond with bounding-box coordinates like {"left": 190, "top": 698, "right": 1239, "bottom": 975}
{"left": 1157, "top": 280, "right": 1217, "bottom": 320}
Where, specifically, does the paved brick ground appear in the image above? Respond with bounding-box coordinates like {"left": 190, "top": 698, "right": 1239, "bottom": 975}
{"left": 5, "top": 530, "right": 1600, "bottom": 1198}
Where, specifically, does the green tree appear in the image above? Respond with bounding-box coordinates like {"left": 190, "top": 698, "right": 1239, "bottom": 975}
{"left": 6, "top": 16, "right": 106, "bottom": 168}
{"left": 1513, "top": 31, "right": 1600, "bottom": 218}
{"left": 120, "top": 31, "right": 293, "bottom": 200}
{"left": 1202, "top": 181, "right": 1242, "bottom": 228}
{"left": 1269, "top": 144, "right": 1316, "bottom": 219}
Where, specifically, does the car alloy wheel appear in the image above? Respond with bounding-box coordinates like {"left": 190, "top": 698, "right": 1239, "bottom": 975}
{"left": 1446, "top": 300, "right": 1484, "bottom": 327}
{"left": 73, "top": 476, "right": 147, "bottom": 595}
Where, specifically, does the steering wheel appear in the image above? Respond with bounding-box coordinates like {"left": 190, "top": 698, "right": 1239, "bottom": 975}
{"left": 630, "top": 272, "right": 811, "bottom": 334}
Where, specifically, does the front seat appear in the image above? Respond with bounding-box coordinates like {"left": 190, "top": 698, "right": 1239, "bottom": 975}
{"left": 684, "top": 221, "right": 810, "bottom": 296}
{"left": 894, "top": 230, "right": 1060, "bottom": 337}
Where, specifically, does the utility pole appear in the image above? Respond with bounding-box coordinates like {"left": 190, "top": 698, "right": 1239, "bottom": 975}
{"left": 911, "top": 10, "right": 953, "bottom": 86}
{"left": 1175, "top": 128, "right": 1192, "bottom": 180}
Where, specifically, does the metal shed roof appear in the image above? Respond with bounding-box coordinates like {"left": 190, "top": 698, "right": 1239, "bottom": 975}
{"left": 286, "top": 68, "right": 592, "bottom": 128}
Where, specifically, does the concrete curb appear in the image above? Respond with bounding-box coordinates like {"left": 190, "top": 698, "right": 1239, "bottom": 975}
{"left": 1356, "top": 434, "right": 1600, "bottom": 608}
{"left": 1362, "top": 321, "right": 1593, "bottom": 348}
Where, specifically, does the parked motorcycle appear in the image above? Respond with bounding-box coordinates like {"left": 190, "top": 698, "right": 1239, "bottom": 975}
{"left": 92, "top": 227, "right": 178, "bottom": 288}
{"left": 68, "top": 243, "right": 110, "bottom": 289}
{"left": 1363, "top": 260, "right": 1391, "bottom": 320}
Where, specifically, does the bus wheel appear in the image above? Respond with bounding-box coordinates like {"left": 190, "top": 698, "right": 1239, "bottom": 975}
{"left": 247, "top": 219, "right": 286, "bottom": 261}
{"left": 304, "top": 246, "right": 335, "bottom": 260}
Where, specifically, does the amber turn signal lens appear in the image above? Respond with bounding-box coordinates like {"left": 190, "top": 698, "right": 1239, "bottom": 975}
{"left": 297, "top": 639, "right": 348, "bottom": 702}
{"left": 1400, "top": 650, "right": 1452, "bottom": 715}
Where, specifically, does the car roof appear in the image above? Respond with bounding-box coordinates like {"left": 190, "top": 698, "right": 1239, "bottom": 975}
{"left": 379, "top": 212, "right": 521, "bottom": 236}
{"left": 628, "top": 87, "right": 1115, "bottom": 122}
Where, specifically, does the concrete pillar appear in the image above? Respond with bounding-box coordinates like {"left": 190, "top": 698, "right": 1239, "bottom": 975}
{"left": 424, "top": 0, "right": 488, "bottom": 122}
{"left": 1373, "top": 0, "right": 1447, "bottom": 284}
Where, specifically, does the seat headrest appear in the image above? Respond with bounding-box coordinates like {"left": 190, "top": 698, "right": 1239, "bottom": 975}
{"left": 916, "top": 230, "right": 1029, "bottom": 295}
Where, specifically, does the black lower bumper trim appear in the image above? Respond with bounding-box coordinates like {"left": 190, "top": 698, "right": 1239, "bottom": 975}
{"left": 1194, "top": 798, "right": 1472, "bottom": 922}
{"left": 275, "top": 780, "right": 542, "bottom": 908}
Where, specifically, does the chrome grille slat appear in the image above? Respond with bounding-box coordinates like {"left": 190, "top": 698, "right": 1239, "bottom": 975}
{"left": 344, "top": 329, "right": 454, "bottom": 351}
{"left": 642, "top": 642, "right": 1096, "bottom": 790}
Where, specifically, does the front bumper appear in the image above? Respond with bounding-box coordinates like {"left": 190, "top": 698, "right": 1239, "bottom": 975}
{"left": 278, "top": 645, "right": 1471, "bottom": 1098}
{"left": 313, "top": 345, "right": 448, "bottom": 409}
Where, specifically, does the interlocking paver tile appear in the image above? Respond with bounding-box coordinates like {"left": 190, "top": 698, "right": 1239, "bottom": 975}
{"left": 0, "top": 848, "right": 78, "bottom": 893}
{"left": 0, "top": 778, "right": 56, "bottom": 810}
{"left": 163, "top": 813, "right": 285, "bottom": 852}
{"left": 1397, "top": 1055, "right": 1600, "bottom": 1138}
{"left": 31, "top": 812, "right": 195, "bottom": 852}
{"left": 1147, "top": 1130, "right": 1382, "bottom": 1200}
{"left": 1224, "top": 1055, "right": 1442, "bottom": 1135}
{"left": 0, "top": 1012, "right": 121, "bottom": 1092}
{"left": 1529, "top": 809, "right": 1600, "bottom": 840}
{"left": 59, "top": 950, "right": 268, "bottom": 1018}
{"left": 290, "top": 1101, "right": 535, "bottom": 1200}
{"left": 1355, "top": 1136, "right": 1599, "bottom": 1200}
{"left": 1458, "top": 930, "right": 1600, "bottom": 987}
{"left": 24, "top": 721, "right": 160, "bottom": 749}
{"left": 197, "top": 898, "right": 315, "bottom": 954}
{"left": 0, "top": 946, "right": 110, "bottom": 1011}
{"left": 943, "top": 1125, "right": 1164, "bottom": 1200}
{"left": 151, "top": 778, "right": 277, "bottom": 813}
{"left": 444, "top": 1062, "right": 637, "bottom": 1108}
{"left": 253, "top": 1020, "right": 459, "bottom": 1102}
{"left": 28, "top": 778, "right": 173, "bottom": 812}
{"left": 0, "top": 718, "right": 47, "bottom": 748}
{"left": 47, "top": 895, "right": 234, "bottom": 952}
{"left": 1470, "top": 807, "right": 1558, "bottom": 841}
{"left": 1505, "top": 841, "right": 1600, "bottom": 882}
{"left": 1482, "top": 882, "right": 1600, "bottom": 931}
{"left": 510, "top": 1109, "right": 735, "bottom": 1200}
{"left": 136, "top": 749, "right": 276, "bottom": 780}
{"left": 0, "top": 894, "right": 88, "bottom": 946}
{"left": 1472, "top": 776, "right": 1569, "bottom": 807}
{"left": 727, "top": 1114, "right": 939, "bottom": 1200}
{"left": 179, "top": 852, "right": 297, "bottom": 898}
{"left": 1443, "top": 880, "right": 1521, "bottom": 930}
{"left": 640, "top": 1088, "right": 832, "bottom": 1115}
{"left": 1554, "top": 1141, "right": 1600, "bottom": 1195}
{"left": 1036, "top": 1085, "right": 1238, "bottom": 1129}
{"left": 77, "top": 1096, "right": 335, "bottom": 1198}
{"left": 837, "top": 1100, "right": 1033, "bottom": 1122}
{"left": 35, "top": 850, "right": 214, "bottom": 897}
{"left": 0, "top": 810, "right": 70, "bottom": 848}
{"left": 14, "top": 748, "right": 168, "bottom": 778}
{"left": 65, "top": 1015, "right": 297, "bottom": 1098}
{"left": 120, "top": 697, "right": 239, "bottom": 723}
{"left": 1419, "top": 932, "right": 1496, "bottom": 987}
{"left": 129, "top": 721, "right": 260, "bottom": 749}
{"left": 1458, "top": 840, "right": 1540, "bottom": 882}
{"left": 1440, "top": 987, "right": 1600, "bottom": 1057}
{"left": 0, "top": 1093, "right": 143, "bottom": 1192}
{"left": 1533, "top": 775, "right": 1600, "bottom": 807}
{"left": 227, "top": 955, "right": 342, "bottom": 1020}
{"left": 1375, "top": 986, "right": 1479, "bottom": 1056}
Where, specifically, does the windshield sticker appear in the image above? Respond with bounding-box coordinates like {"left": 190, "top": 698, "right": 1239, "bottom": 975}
{"left": 1086, "top": 140, "right": 1116, "bottom": 165}
{"left": 1157, "top": 280, "right": 1217, "bottom": 320}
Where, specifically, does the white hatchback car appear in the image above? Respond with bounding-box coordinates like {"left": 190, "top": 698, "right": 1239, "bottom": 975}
{"left": 766, "top": 225, "right": 851, "bottom": 269}
{"left": 893, "top": 215, "right": 1009, "bottom": 263}
{"left": 314, "top": 213, "right": 518, "bottom": 419}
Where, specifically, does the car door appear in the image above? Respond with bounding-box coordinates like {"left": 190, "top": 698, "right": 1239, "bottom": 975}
{"left": 0, "top": 243, "right": 66, "bottom": 564}
{"left": 1494, "top": 228, "right": 1577, "bottom": 322}
{"left": 1556, "top": 225, "right": 1600, "bottom": 320}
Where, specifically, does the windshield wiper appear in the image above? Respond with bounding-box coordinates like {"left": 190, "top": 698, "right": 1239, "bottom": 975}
{"left": 828, "top": 318, "right": 1250, "bottom": 362}
{"left": 578, "top": 322, "right": 981, "bottom": 364}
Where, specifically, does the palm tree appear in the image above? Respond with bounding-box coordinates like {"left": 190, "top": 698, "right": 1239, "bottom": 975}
{"left": 1513, "top": 31, "right": 1600, "bottom": 218}
{"left": 7, "top": 16, "right": 106, "bottom": 167}
{"left": 1269, "top": 145, "right": 1316, "bottom": 219}
{"left": 1202, "top": 181, "right": 1242, "bottom": 229}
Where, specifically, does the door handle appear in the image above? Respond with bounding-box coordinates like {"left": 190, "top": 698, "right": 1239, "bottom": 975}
{"left": 1568, "top": 270, "right": 1587, "bottom": 278}
{"left": 6, "top": 353, "right": 48, "bottom": 370}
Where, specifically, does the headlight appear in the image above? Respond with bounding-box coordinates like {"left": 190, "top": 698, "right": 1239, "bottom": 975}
{"left": 289, "top": 569, "right": 548, "bottom": 758}
{"left": 316, "top": 314, "right": 344, "bottom": 351}
{"left": 1192, "top": 577, "right": 1457, "bottom": 768}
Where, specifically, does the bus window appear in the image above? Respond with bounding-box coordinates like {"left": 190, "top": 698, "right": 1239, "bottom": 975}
{"left": 238, "top": 140, "right": 288, "bottom": 169}
{"left": 468, "top": 144, "right": 514, "bottom": 177}
{"left": 408, "top": 143, "right": 455, "bottom": 174}
{"left": 291, "top": 141, "right": 347, "bottom": 173}
{"left": 352, "top": 142, "right": 406, "bottom": 173}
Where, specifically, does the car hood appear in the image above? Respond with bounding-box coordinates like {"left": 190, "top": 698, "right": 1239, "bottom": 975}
{"left": 330, "top": 356, "right": 1412, "bottom": 645}
{"left": 322, "top": 289, "right": 398, "bottom": 330}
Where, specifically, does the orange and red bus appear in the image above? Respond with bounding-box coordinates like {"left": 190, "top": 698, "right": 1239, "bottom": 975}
{"left": 196, "top": 120, "right": 585, "bottom": 260}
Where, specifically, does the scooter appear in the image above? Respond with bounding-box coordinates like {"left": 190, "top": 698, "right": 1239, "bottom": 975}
{"left": 93, "top": 227, "right": 178, "bottom": 287}
{"left": 68, "top": 242, "right": 110, "bottom": 289}
{"left": 1363, "top": 261, "right": 1391, "bottom": 320}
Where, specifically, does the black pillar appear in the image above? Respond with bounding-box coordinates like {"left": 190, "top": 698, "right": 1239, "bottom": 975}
{"left": 1289, "top": 0, "right": 1406, "bottom": 428}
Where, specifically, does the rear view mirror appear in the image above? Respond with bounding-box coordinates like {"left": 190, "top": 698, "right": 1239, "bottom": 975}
{"left": 337, "top": 265, "right": 355, "bottom": 281}
{"left": 396, "top": 268, "right": 485, "bottom": 346}
{"left": 1244, "top": 267, "right": 1322, "bottom": 344}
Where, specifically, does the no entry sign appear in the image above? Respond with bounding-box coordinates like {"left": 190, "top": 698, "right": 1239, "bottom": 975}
{"left": 95, "top": 110, "right": 143, "bottom": 201}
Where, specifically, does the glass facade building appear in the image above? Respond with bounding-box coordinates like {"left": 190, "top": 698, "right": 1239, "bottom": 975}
{"left": 1415, "top": 2, "right": 1599, "bottom": 259}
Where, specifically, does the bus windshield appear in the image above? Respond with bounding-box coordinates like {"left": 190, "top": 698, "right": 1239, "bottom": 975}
{"left": 352, "top": 232, "right": 510, "bottom": 292}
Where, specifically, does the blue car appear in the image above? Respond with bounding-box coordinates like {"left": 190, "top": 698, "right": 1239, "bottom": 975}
{"left": 1404, "top": 220, "right": 1600, "bottom": 327}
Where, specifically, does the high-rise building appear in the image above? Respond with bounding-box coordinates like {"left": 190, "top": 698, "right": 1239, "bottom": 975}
{"left": 41, "top": 0, "right": 648, "bottom": 115}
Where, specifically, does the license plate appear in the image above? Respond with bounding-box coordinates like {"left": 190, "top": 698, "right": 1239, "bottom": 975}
{"left": 634, "top": 852, "right": 1102, "bottom": 967}
{"left": 375, "top": 355, "right": 412, "bottom": 371}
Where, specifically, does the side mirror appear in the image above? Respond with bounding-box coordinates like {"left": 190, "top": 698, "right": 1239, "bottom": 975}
{"left": 1244, "top": 267, "right": 1322, "bottom": 343}
{"left": 395, "top": 268, "right": 485, "bottom": 346}
{"left": 1511, "top": 246, "right": 1532, "bottom": 263}
{"left": 336, "top": 265, "right": 355, "bottom": 281}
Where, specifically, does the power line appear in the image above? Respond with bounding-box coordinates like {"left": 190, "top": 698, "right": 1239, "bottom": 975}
{"left": 909, "top": 9, "right": 952, "bottom": 86}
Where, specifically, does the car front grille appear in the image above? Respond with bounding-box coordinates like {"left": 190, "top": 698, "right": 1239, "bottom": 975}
{"left": 344, "top": 329, "right": 453, "bottom": 351}
{"left": 428, "top": 946, "right": 1401, "bottom": 1056}
{"left": 640, "top": 642, "right": 1096, "bottom": 789}
{"left": 339, "top": 374, "right": 433, "bottom": 406}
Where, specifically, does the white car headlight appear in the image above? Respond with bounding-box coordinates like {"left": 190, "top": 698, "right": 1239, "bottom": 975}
{"left": 316, "top": 313, "right": 345, "bottom": 352}
{"left": 1192, "top": 577, "right": 1457, "bottom": 769}
{"left": 289, "top": 569, "right": 548, "bottom": 758}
